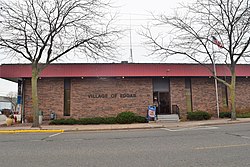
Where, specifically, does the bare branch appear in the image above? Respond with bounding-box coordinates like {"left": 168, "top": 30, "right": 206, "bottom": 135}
{"left": 141, "top": 0, "right": 250, "bottom": 119}
{"left": 0, "top": 0, "right": 121, "bottom": 67}
{"left": 141, "top": 0, "right": 250, "bottom": 83}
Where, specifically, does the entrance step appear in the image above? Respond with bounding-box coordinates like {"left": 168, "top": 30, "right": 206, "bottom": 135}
{"left": 157, "top": 114, "right": 179, "bottom": 122}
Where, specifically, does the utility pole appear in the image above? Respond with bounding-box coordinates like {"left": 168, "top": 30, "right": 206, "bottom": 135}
{"left": 212, "top": 45, "right": 220, "bottom": 118}
{"left": 129, "top": 14, "right": 133, "bottom": 63}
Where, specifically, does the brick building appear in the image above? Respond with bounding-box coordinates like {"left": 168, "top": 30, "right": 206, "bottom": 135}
{"left": 1, "top": 63, "right": 250, "bottom": 120}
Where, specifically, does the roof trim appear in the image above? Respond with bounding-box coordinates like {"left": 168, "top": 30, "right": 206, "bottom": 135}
{"left": 1, "top": 63, "right": 250, "bottom": 78}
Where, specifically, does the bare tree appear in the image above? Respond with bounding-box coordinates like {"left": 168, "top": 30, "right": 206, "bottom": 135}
{"left": 141, "top": 0, "right": 250, "bottom": 120}
{"left": 0, "top": 0, "right": 120, "bottom": 127}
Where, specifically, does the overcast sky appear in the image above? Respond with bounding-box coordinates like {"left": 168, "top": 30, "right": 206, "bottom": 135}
{"left": 108, "top": 0, "right": 187, "bottom": 63}
{"left": 0, "top": 0, "right": 188, "bottom": 95}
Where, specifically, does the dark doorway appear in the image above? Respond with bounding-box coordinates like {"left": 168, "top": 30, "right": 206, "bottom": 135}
{"left": 153, "top": 91, "right": 171, "bottom": 115}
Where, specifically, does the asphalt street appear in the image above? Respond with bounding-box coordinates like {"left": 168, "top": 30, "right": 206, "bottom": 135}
{"left": 0, "top": 123, "right": 250, "bottom": 167}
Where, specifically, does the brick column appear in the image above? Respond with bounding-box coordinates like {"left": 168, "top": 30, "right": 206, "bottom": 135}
{"left": 170, "top": 78, "right": 187, "bottom": 118}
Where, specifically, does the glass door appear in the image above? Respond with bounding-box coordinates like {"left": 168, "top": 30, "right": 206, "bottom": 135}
{"left": 159, "top": 92, "right": 170, "bottom": 114}
{"left": 153, "top": 91, "right": 171, "bottom": 115}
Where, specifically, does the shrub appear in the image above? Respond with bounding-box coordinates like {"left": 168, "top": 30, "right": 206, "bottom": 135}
{"left": 219, "top": 112, "right": 231, "bottom": 118}
{"left": 116, "top": 111, "right": 136, "bottom": 124}
{"left": 64, "top": 118, "right": 79, "bottom": 125}
{"left": 49, "top": 112, "right": 147, "bottom": 125}
{"left": 50, "top": 118, "right": 79, "bottom": 125}
{"left": 49, "top": 119, "right": 63, "bottom": 125}
{"left": 102, "top": 117, "right": 117, "bottom": 124}
{"left": 50, "top": 117, "right": 116, "bottom": 125}
{"left": 237, "top": 112, "right": 250, "bottom": 118}
{"left": 79, "top": 117, "right": 106, "bottom": 125}
{"left": 77, "top": 118, "right": 90, "bottom": 125}
{"left": 187, "top": 111, "right": 211, "bottom": 121}
{"left": 134, "top": 116, "right": 148, "bottom": 123}
{"left": 219, "top": 112, "right": 250, "bottom": 118}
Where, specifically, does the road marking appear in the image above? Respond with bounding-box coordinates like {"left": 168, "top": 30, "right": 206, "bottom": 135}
{"left": 40, "top": 132, "right": 63, "bottom": 141}
{"left": 241, "top": 136, "right": 250, "bottom": 139}
{"left": 49, "top": 132, "right": 63, "bottom": 138}
{"left": 195, "top": 143, "right": 250, "bottom": 150}
{"left": 161, "top": 126, "right": 218, "bottom": 132}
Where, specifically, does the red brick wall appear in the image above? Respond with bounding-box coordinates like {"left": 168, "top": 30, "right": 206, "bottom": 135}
{"left": 24, "top": 78, "right": 250, "bottom": 119}
{"left": 23, "top": 76, "right": 250, "bottom": 120}
{"left": 23, "top": 78, "right": 64, "bottom": 120}
{"left": 71, "top": 77, "right": 152, "bottom": 118}
{"left": 191, "top": 78, "right": 218, "bottom": 115}
{"left": 191, "top": 77, "right": 250, "bottom": 114}
{"left": 172, "top": 77, "right": 250, "bottom": 116}
{"left": 170, "top": 78, "right": 187, "bottom": 118}
{"left": 170, "top": 77, "right": 224, "bottom": 117}
{"left": 235, "top": 77, "right": 250, "bottom": 111}
{"left": 24, "top": 77, "right": 152, "bottom": 119}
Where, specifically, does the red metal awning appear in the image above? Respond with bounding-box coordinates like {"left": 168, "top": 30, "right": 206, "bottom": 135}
{"left": 0, "top": 63, "right": 249, "bottom": 79}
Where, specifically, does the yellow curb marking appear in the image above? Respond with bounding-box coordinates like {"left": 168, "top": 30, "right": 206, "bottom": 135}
{"left": 0, "top": 129, "right": 64, "bottom": 134}
{"left": 195, "top": 143, "right": 250, "bottom": 150}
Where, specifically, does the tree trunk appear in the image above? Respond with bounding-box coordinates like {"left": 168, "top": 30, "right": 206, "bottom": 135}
{"left": 31, "top": 64, "right": 40, "bottom": 127}
{"left": 229, "top": 70, "right": 237, "bottom": 121}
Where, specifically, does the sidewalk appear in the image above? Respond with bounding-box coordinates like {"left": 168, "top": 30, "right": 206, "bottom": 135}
{"left": 1, "top": 118, "right": 250, "bottom": 133}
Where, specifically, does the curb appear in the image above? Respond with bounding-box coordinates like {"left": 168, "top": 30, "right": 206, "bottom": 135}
{"left": 191, "top": 120, "right": 250, "bottom": 127}
{"left": 62, "top": 125, "right": 165, "bottom": 132}
{"left": 0, "top": 129, "right": 64, "bottom": 134}
{"left": 1, "top": 119, "right": 250, "bottom": 133}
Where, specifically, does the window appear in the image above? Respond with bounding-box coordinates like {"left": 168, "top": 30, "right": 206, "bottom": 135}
{"left": 64, "top": 78, "right": 71, "bottom": 116}
{"left": 153, "top": 77, "right": 170, "bottom": 92}
{"left": 185, "top": 78, "right": 193, "bottom": 112}
{"left": 222, "top": 84, "right": 228, "bottom": 107}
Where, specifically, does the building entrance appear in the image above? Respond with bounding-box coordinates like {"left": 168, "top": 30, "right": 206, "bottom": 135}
{"left": 153, "top": 92, "right": 171, "bottom": 115}
{"left": 153, "top": 77, "right": 171, "bottom": 115}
